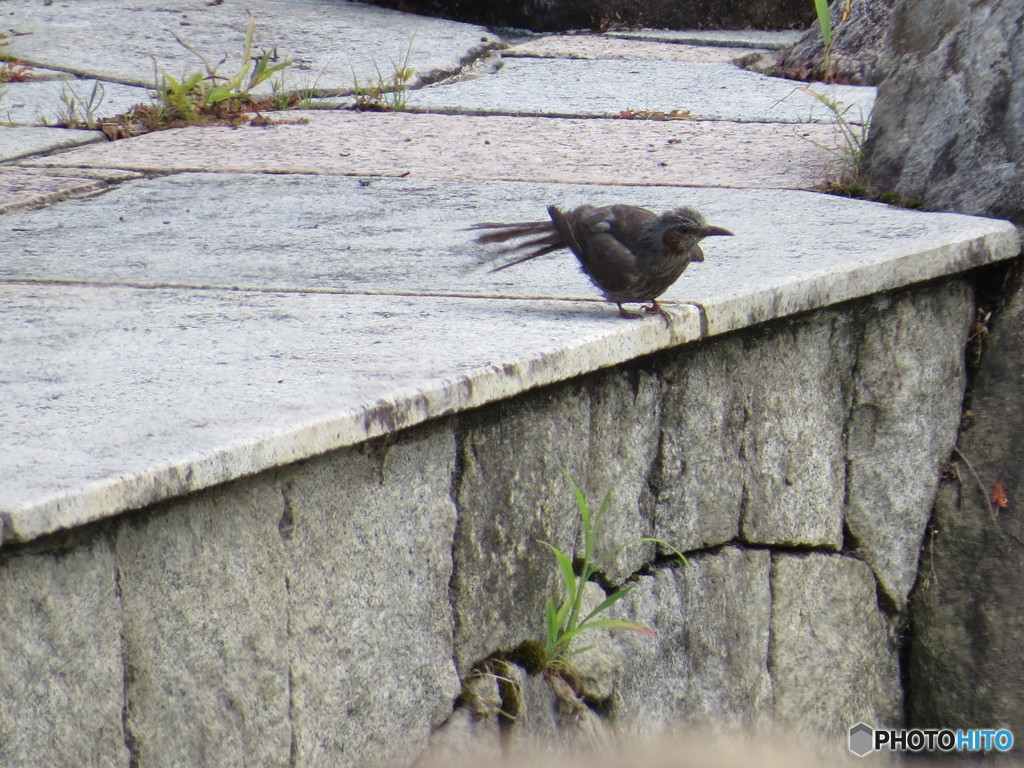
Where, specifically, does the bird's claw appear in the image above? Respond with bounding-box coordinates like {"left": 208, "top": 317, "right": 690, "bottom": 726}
{"left": 643, "top": 302, "right": 672, "bottom": 324}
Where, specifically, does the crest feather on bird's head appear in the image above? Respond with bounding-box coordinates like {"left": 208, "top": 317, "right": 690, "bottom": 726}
{"left": 658, "top": 207, "right": 709, "bottom": 231}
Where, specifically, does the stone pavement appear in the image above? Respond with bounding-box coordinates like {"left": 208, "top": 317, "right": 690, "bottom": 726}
{"left": 0, "top": 0, "right": 1019, "bottom": 543}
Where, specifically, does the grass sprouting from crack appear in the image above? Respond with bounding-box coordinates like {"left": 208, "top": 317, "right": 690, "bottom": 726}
{"left": 351, "top": 39, "right": 415, "bottom": 112}
{"left": 540, "top": 470, "right": 686, "bottom": 673}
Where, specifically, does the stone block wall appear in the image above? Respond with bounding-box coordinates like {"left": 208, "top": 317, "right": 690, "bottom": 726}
{"left": 0, "top": 277, "right": 975, "bottom": 767}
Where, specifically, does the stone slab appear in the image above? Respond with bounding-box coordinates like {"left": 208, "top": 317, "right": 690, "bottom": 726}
{"left": 584, "top": 368, "right": 662, "bottom": 581}
{"left": 452, "top": 386, "right": 590, "bottom": 672}
{"left": 409, "top": 59, "right": 875, "bottom": 124}
{"left": 610, "top": 30, "right": 805, "bottom": 50}
{"left": 0, "top": 126, "right": 103, "bottom": 163}
{"left": 506, "top": 36, "right": 768, "bottom": 63}
{"left": 283, "top": 428, "right": 460, "bottom": 766}
{"left": 0, "top": 174, "right": 1017, "bottom": 544}
{"left": 0, "top": 174, "right": 1015, "bottom": 330}
{"left": 652, "top": 309, "right": 851, "bottom": 552}
{"left": 407, "top": 59, "right": 872, "bottom": 123}
{"left": 845, "top": 281, "right": 972, "bottom": 610}
{"left": 2, "top": 0, "right": 496, "bottom": 90}
{"left": 0, "top": 535, "right": 128, "bottom": 767}
{"left": 0, "top": 282, "right": 701, "bottom": 544}
{"left": 610, "top": 547, "right": 774, "bottom": 732}
{"left": 770, "top": 553, "right": 902, "bottom": 735}
{"left": 0, "top": 166, "right": 140, "bottom": 215}
{"left": 18, "top": 110, "right": 842, "bottom": 190}
{"left": 0, "top": 79, "right": 152, "bottom": 127}
{"left": 115, "top": 473, "right": 291, "bottom": 767}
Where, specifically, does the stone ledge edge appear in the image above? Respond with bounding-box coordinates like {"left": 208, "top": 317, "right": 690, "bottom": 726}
{"left": 2, "top": 221, "right": 1019, "bottom": 546}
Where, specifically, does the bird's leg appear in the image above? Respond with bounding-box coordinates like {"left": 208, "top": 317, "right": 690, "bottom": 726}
{"left": 642, "top": 301, "right": 672, "bottom": 324}
{"left": 617, "top": 303, "right": 644, "bottom": 319}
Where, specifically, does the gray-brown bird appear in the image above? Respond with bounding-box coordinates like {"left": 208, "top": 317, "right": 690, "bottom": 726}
{"left": 470, "top": 204, "right": 733, "bottom": 319}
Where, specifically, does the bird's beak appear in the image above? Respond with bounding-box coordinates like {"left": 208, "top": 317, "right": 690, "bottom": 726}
{"left": 702, "top": 226, "right": 734, "bottom": 237}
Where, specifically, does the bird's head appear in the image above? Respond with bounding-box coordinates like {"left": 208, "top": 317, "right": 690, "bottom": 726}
{"left": 652, "top": 207, "right": 734, "bottom": 258}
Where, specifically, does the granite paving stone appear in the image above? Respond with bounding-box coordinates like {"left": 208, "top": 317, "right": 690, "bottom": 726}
{"left": 1, "top": 171, "right": 1017, "bottom": 544}
{"left": 18, "top": 110, "right": 842, "bottom": 189}
{"left": 505, "top": 36, "right": 769, "bottom": 63}
{"left": 0, "top": 126, "right": 103, "bottom": 163}
{"left": 2, "top": 0, "right": 496, "bottom": 90}
{"left": 0, "top": 281, "right": 702, "bottom": 543}
{"left": 408, "top": 59, "right": 875, "bottom": 123}
{"left": 0, "top": 174, "right": 1013, "bottom": 316}
{"left": 0, "top": 167, "right": 140, "bottom": 215}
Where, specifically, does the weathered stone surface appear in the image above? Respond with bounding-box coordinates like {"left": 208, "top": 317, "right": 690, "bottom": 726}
{"left": 906, "top": 274, "right": 1024, "bottom": 741}
{"left": 114, "top": 474, "right": 290, "bottom": 768}
{"left": 20, "top": 112, "right": 841, "bottom": 189}
{"left": 770, "top": 0, "right": 895, "bottom": 84}
{"left": 2, "top": 0, "right": 494, "bottom": 91}
{"left": 414, "top": 673, "right": 504, "bottom": 767}
{"left": 653, "top": 311, "right": 850, "bottom": 551}
{"left": 584, "top": 368, "right": 661, "bottom": 581}
{"left": 770, "top": 553, "right": 901, "bottom": 737}
{"left": 0, "top": 126, "right": 103, "bottom": 163}
{"left": 650, "top": 335, "right": 747, "bottom": 551}
{"left": 0, "top": 166, "right": 140, "bottom": 215}
{"left": 511, "top": 669, "right": 613, "bottom": 754}
{"left": 453, "top": 385, "right": 589, "bottom": 672}
{"left": 516, "top": 670, "right": 562, "bottom": 746}
{"left": 610, "top": 547, "right": 773, "bottom": 733}
{"left": 0, "top": 534, "right": 127, "bottom": 768}
{"left": 284, "top": 427, "right": 460, "bottom": 768}
{"left": 865, "top": 0, "right": 1024, "bottom": 223}
{"left": 613, "top": 30, "right": 804, "bottom": 50}
{"left": 506, "top": 35, "right": 768, "bottom": 63}
{"left": 408, "top": 58, "right": 875, "bottom": 124}
{"left": 845, "top": 280, "right": 973, "bottom": 609}
{"left": 737, "top": 314, "right": 851, "bottom": 547}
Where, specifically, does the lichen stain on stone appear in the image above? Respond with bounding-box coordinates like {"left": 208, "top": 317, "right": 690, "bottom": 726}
{"left": 360, "top": 391, "right": 433, "bottom": 438}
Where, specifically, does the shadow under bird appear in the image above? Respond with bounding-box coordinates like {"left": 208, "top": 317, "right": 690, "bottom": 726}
{"left": 470, "top": 203, "right": 733, "bottom": 319}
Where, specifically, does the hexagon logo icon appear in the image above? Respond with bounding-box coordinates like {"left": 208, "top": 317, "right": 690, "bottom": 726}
{"left": 849, "top": 722, "right": 875, "bottom": 757}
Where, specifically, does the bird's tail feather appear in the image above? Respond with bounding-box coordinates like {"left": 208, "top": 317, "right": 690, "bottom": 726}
{"left": 466, "top": 220, "right": 553, "bottom": 245}
{"left": 489, "top": 240, "right": 564, "bottom": 271}
{"left": 467, "top": 219, "right": 565, "bottom": 271}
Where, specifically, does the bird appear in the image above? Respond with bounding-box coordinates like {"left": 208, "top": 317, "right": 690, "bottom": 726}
{"left": 469, "top": 204, "right": 733, "bottom": 319}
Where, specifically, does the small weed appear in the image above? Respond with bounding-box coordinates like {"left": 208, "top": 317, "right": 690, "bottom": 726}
{"left": 0, "top": 61, "right": 34, "bottom": 84}
{"left": 540, "top": 471, "right": 686, "bottom": 672}
{"left": 0, "top": 30, "right": 35, "bottom": 84}
{"left": 48, "top": 81, "right": 106, "bottom": 129}
{"left": 812, "top": 0, "right": 853, "bottom": 83}
{"left": 812, "top": 0, "right": 834, "bottom": 82}
{"left": 797, "top": 85, "right": 870, "bottom": 195}
{"left": 351, "top": 39, "right": 415, "bottom": 112}
{"left": 71, "top": 12, "right": 302, "bottom": 137}
{"left": 267, "top": 70, "right": 319, "bottom": 111}
{"left": 796, "top": 85, "right": 922, "bottom": 206}
{"left": 154, "top": 11, "right": 292, "bottom": 122}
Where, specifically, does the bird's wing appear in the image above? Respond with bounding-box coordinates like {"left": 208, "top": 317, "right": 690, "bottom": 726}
{"left": 568, "top": 205, "right": 657, "bottom": 293}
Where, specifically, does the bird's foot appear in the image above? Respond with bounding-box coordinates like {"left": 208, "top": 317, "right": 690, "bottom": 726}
{"left": 642, "top": 301, "right": 672, "bottom": 324}
{"left": 617, "top": 304, "right": 644, "bottom": 320}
